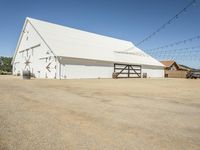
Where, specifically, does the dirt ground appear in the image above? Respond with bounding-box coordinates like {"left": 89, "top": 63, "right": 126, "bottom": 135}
{"left": 0, "top": 75, "right": 200, "bottom": 150}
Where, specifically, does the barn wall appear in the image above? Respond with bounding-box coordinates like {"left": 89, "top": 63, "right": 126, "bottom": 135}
{"left": 60, "top": 65, "right": 164, "bottom": 79}
{"left": 58, "top": 57, "right": 164, "bottom": 79}
{"left": 142, "top": 65, "right": 164, "bottom": 78}
{"left": 60, "top": 64, "right": 113, "bottom": 79}
{"left": 59, "top": 57, "right": 113, "bottom": 79}
{"left": 13, "top": 21, "right": 59, "bottom": 79}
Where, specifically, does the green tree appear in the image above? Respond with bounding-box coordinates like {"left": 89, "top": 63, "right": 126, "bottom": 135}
{"left": 0, "top": 56, "right": 12, "bottom": 72}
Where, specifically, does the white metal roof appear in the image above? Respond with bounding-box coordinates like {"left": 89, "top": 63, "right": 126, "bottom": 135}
{"left": 27, "top": 17, "right": 163, "bottom": 67}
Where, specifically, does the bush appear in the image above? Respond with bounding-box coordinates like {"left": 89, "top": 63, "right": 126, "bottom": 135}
{"left": 0, "top": 70, "right": 12, "bottom": 75}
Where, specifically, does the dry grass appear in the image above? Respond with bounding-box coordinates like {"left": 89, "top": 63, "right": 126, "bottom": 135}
{"left": 0, "top": 75, "right": 200, "bottom": 150}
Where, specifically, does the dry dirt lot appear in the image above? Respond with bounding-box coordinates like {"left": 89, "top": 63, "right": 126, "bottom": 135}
{"left": 0, "top": 75, "right": 200, "bottom": 150}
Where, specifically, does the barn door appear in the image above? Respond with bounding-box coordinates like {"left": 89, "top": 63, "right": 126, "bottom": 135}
{"left": 113, "top": 63, "right": 141, "bottom": 78}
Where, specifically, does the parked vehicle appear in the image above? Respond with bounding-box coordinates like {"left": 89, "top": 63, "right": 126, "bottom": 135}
{"left": 186, "top": 70, "right": 200, "bottom": 79}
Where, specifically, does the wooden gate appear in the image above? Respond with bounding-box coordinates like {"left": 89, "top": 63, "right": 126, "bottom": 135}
{"left": 113, "top": 63, "right": 141, "bottom": 78}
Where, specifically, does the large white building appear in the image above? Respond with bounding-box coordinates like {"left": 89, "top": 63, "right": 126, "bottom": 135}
{"left": 12, "top": 17, "right": 164, "bottom": 79}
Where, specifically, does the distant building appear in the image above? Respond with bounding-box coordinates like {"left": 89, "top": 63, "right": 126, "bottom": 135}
{"left": 160, "top": 61, "right": 179, "bottom": 71}
{"left": 160, "top": 60, "right": 189, "bottom": 78}
{"left": 178, "top": 64, "right": 192, "bottom": 71}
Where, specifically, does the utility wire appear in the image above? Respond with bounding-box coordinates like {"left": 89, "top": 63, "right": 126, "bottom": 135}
{"left": 149, "top": 46, "right": 200, "bottom": 63}
{"left": 146, "top": 35, "right": 200, "bottom": 51}
{"left": 135, "top": 0, "right": 197, "bottom": 46}
{"left": 148, "top": 45, "right": 200, "bottom": 53}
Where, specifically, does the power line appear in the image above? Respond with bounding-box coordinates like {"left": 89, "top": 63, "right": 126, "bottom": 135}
{"left": 145, "top": 35, "right": 200, "bottom": 51}
{"left": 148, "top": 44, "right": 200, "bottom": 57}
{"left": 136, "top": 0, "right": 197, "bottom": 46}
{"left": 156, "top": 55, "right": 200, "bottom": 61}
{"left": 149, "top": 50, "right": 200, "bottom": 69}
{"left": 148, "top": 45, "right": 200, "bottom": 53}
{"left": 151, "top": 50, "right": 200, "bottom": 61}
{"left": 153, "top": 52, "right": 200, "bottom": 61}
{"left": 149, "top": 46, "right": 200, "bottom": 63}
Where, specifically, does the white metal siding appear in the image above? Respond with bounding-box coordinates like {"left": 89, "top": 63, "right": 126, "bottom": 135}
{"left": 142, "top": 65, "right": 164, "bottom": 78}
{"left": 59, "top": 58, "right": 113, "bottom": 79}
{"left": 61, "top": 65, "right": 113, "bottom": 79}
{"left": 13, "top": 21, "right": 58, "bottom": 79}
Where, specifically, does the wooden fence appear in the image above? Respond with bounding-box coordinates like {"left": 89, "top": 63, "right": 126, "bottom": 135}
{"left": 165, "top": 70, "right": 188, "bottom": 78}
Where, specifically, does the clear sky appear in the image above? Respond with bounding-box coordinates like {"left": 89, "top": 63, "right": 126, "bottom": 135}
{"left": 0, "top": 0, "right": 199, "bottom": 68}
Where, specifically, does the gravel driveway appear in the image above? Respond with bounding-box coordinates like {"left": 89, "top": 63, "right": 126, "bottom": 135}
{"left": 0, "top": 76, "right": 200, "bottom": 150}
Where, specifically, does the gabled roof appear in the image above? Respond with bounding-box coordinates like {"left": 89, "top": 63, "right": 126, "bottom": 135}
{"left": 15, "top": 17, "right": 164, "bottom": 67}
{"left": 160, "top": 61, "right": 176, "bottom": 68}
{"left": 160, "top": 60, "right": 180, "bottom": 70}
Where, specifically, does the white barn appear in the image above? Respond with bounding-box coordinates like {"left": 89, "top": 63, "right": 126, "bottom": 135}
{"left": 12, "top": 17, "right": 164, "bottom": 79}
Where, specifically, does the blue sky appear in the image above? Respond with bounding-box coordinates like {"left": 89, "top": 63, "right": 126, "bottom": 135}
{"left": 0, "top": 0, "right": 199, "bottom": 68}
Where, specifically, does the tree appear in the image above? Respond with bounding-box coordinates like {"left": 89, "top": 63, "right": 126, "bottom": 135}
{"left": 0, "top": 58, "right": 3, "bottom": 66}
{"left": 0, "top": 56, "right": 12, "bottom": 72}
